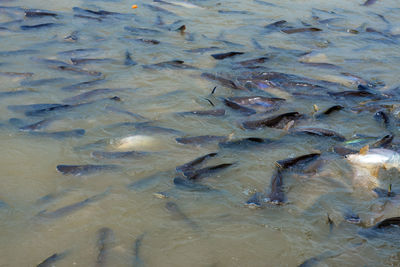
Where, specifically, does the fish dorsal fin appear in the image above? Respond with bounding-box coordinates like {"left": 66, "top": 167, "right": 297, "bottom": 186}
{"left": 369, "top": 166, "right": 380, "bottom": 178}
{"left": 359, "top": 145, "right": 369, "bottom": 155}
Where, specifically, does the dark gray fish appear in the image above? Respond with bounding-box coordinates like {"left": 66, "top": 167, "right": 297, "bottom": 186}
{"left": 268, "top": 169, "right": 284, "bottom": 204}
{"left": 0, "top": 72, "right": 33, "bottom": 78}
{"left": 20, "top": 23, "right": 61, "bottom": 30}
{"left": 20, "top": 77, "right": 68, "bottom": 87}
{"left": 144, "top": 60, "right": 196, "bottom": 70}
{"left": 373, "top": 217, "right": 400, "bottom": 229}
{"left": 70, "top": 58, "right": 115, "bottom": 65}
{"left": 56, "top": 164, "right": 120, "bottom": 176}
{"left": 184, "top": 163, "right": 234, "bottom": 180}
{"left": 264, "top": 20, "right": 287, "bottom": 31}
{"left": 176, "top": 152, "right": 218, "bottom": 173}
{"left": 133, "top": 234, "right": 145, "bottom": 267}
{"left": 218, "top": 10, "right": 252, "bottom": 15}
{"left": 74, "top": 14, "right": 102, "bottom": 21}
{"left": 37, "top": 251, "right": 68, "bottom": 267}
{"left": 91, "top": 150, "right": 148, "bottom": 159}
{"left": 0, "top": 49, "right": 38, "bottom": 56}
{"left": 19, "top": 118, "right": 57, "bottom": 132}
{"left": 242, "top": 112, "right": 303, "bottom": 130}
{"left": 372, "top": 134, "right": 393, "bottom": 148}
{"left": 173, "top": 177, "right": 216, "bottom": 192}
{"left": 105, "top": 106, "right": 147, "bottom": 120}
{"left": 62, "top": 88, "right": 124, "bottom": 104}
{"left": 132, "top": 38, "right": 160, "bottom": 45}
{"left": 291, "top": 127, "right": 345, "bottom": 141}
{"left": 333, "top": 145, "right": 357, "bottom": 156}
{"left": 276, "top": 153, "right": 321, "bottom": 170}
{"left": 176, "top": 135, "right": 227, "bottom": 145}
{"left": 328, "top": 90, "right": 378, "bottom": 99}
{"left": 201, "top": 73, "right": 245, "bottom": 90}
{"left": 29, "top": 129, "right": 85, "bottom": 139}
{"left": 211, "top": 52, "right": 244, "bottom": 60}
{"left": 223, "top": 98, "right": 256, "bottom": 115}
{"left": 134, "top": 122, "right": 182, "bottom": 135}
{"left": 165, "top": 202, "right": 200, "bottom": 230}
{"left": 282, "top": 27, "right": 322, "bottom": 34}
{"left": 50, "top": 65, "right": 102, "bottom": 77}
{"left": 57, "top": 48, "right": 100, "bottom": 57}
{"left": 374, "top": 111, "right": 390, "bottom": 128}
{"left": 254, "top": 0, "right": 277, "bottom": 6}
{"left": 219, "top": 137, "right": 272, "bottom": 149}
{"left": 73, "top": 7, "right": 125, "bottom": 17}
{"left": 143, "top": 4, "right": 177, "bottom": 16}
{"left": 0, "top": 90, "right": 34, "bottom": 98}
{"left": 124, "top": 26, "right": 162, "bottom": 35}
{"left": 362, "top": 0, "right": 378, "bottom": 6}
{"left": 61, "top": 78, "right": 106, "bottom": 91}
{"left": 125, "top": 51, "right": 137, "bottom": 66}
{"left": 25, "top": 9, "right": 57, "bottom": 18}
{"left": 96, "top": 227, "right": 114, "bottom": 267}
{"left": 327, "top": 214, "right": 334, "bottom": 233}
{"left": 300, "top": 62, "right": 340, "bottom": 69}
{"left": 237, "top": 57, "right": 269, "bottom": 67}
{"left": 225, "top": 96, "right": 284, "bottom": 114}
{"left": 127, "top": 171, "right": 167, "bottom": 191}
{"left": 315, "top": 105, "right": 344, "bottom": 118}
{"left": 37, "top": 188, "right": 110, "bottom": 218}
{"left": 178, "top": 109, "right": 225, "bottom": 117}
{"left": 8, "top": 103, "right": 64, "bottom": 113}
{"left": 184, "top": 47, "right": 220, "bottom": 53}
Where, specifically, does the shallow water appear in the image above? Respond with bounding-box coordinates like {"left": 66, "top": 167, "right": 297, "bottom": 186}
{"left": 1, "top": 0, "right": 400, "bottom": 266}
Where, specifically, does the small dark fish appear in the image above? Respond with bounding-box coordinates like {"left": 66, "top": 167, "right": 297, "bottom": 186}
{"left": 106, "top": 106, "right": 146, "bottom": 120}
{"left": 300, "top": 62, "right": 340, "bottom": 69}
{"left": 165, "top": 202, "right": 200, "bottom": 230}
{"left": 373, "top": 217, "right": 400, "bottom": 229}
{"left": 29, "top": 129, "right": 85, "bottom": 139}
{"left": 134, "top": 122, "right": 181, "bottom": 135}
{"left": 291, "top": 127, "right": 346, "bottom": 141}
{"left": 25, "top": 9, "right": 57, "bottom": 18}
{"left": 96, "top": 227, "right": 114, "bottom": 267}
{"left": 264, "top": 20, "right": 287, "bottom": 31}
{"left": 70, "top": 58, "right": 115, "bottom": 65}
{"left": 74, "top": 14, "right": 102, "bottom": 22}
{"left": 276, "top": 153, "right": 321, "bottom": 170}
{"left": 37, "top": 252, "right": 67, "bottom": 267}
{"left": 178, "top": 109, "right": 225, "bottom": 117}
{"left": 91, "top": 150, "right": 148, "bottom": 159}
{"left": 50, "top": 65, "right": 102, "bottom": 77}
{"left": 201, "top": 73, "right": 244, "bottom": 90}
{"left": 133, "top": 234, "right": 145, "bottom": 267}
{"left": 185, "top": 47, "right": 220, "bottom": 53}
{"left": 184, "top": 163, "right": 234, "bottom": 180}
{"left": 125, "top": 51, "right": 137, "bottom": 66}
{"left": 282, "top": 27, "right": 322, "bottom": 34}
{"left": 173, "top": 177, "right": 216, "bottom": 192}
{"left": 245, "top": 192, "right": 266, "bottom": 208}
{"left": 62, "top": 88, "right": 123, "bottom": 104}
{"left": 57, "top": 48, "right": 100, "bottom": 57}
{"left": 242, "top": 112, "right": 302, "bottom": 130}
{"left": 362, "top": 0, "right": 378, "bottom": 6}
{"left": 176, "top": 24, "right": 185, "bottom": 35}
{"left": 328, "top": 90, "right": 377, "bottom": 98}
{"left": 8, "top": 103, "right": 64, "bottom": 113}
{"left": 176, "top": 135, "right": 227, "bottom": 145}
{"left": 176, "top": 152, "right": 218, "bottom": 173}
{"left": 223, "top": 98, "right": 256, "bottom": 115}
{"left": 56, "top": 164, "right": 120, "bottom": 176}
{"left": 124, "top": 26, "right": 162, "bottom": 35}
{"left": 372, "top": 134, "right": 393, "bottom": 148}
{"left": 144, "top": 60, "right": 196, "bottom": 70}
{"left": 333, "top": 145, "right": 357, "bottom": 156}
{"left": 37, "top": 188, "right": 110, "bottom": 218}
{"left": 73, "top": 7, "right": 123, "bottom": 17}
{"left": 143, "top": 4, "right": 177, "bottom": 16}
{"left": 219, "top": 137, "right": 271, "bottom": 149}
{"left": 0, "top": 72, "right": 33, "bottom": 78}
{"left": 133, "top": 38, "right": 160, "bottom": 45}
{"left": 218, "top": 10, "right": 252, "bottom": 15}
{"left": 20, "top": 23, "right": 60, "bottom": 30}
{"left": 0, "top": 49, "right": 38, "bottom": 56}
{"left": 315, "top": 105, "right": 344, "bottom": 118}
{"left": 127, "top": 171, "right": 166, "bottom": 191}
{"left": 211, "top": 52, "right": 244, "bottom": 60}
{"left": 237, "top": 57, "right": 269, "bottom": 67}
{"left": 61, "top": 78, "right": 106, "bottom": 91}
{"left": 268, "top": 169, "right": 285, "bottom": 204}
{"left": 0, "top": 90, "right": 34, "bottom": 98}
{"left": 254, "top": 0, "right": 277, "bottom": 6}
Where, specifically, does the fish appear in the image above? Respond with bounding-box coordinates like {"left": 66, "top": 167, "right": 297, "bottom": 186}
{"left": 125, "top": 51, "right": 137, "bottom": 66}
{"left": 70, "top": 58, "right": 116, "bottom": 65}
{"left": 165, "top": 202, "right": 200, "bottom": 230}
{"left": 50, "top": 65, "right": 102, "bottom": 77}
{"left": 127, "top": 171, "right": 167, "bottom": 191}
{"left": 218, "top": 10, "right": 252, "bottom": 15}
{"left": 237, "top": 57, "right": 269, "bottom": 67}
{"left": 275, "top": 153, "right": 321, "bottom": 170}
{"left": 184, "top": 163, "right": 234, "bottom": 180}
{"left": 124, "top": 26, "right": 162, "bottom": 35}
{"left": 8, "top": 103, "right": 64, "bottom": 113}
{"left": 333, "top": 145, "right": 358, "bottom": 156}
{"left": 0, "top": 90, "right": 35, "bottom": 98}
{"left": 328, "top": 90, "right": 378, "bottom": 99}
{"left": 37, "top": 188, "right": 110, "bottom": 218}
{"left": 211, "top": 52, "right": 244, "bottom": 60}
{"left": 61, "top": 78, "right": 106, "bottom": 91}
{"left": 29, "top": 129, "right": 85, "bottom": 139}
{"left": 225, "top": 96, "right": 285, "bottom": 113}
{"left": 242, "top": 112, "right": 303, "bottom": 130}
{"left": 201, "top": 73, "right": 245, "bottom": 90}
{"left": 373, "top": 217, "right": 400, "bottom": 229}
{"left": 184, "top": 47, "right": 220, "bottom": 53}
{"left": 346, "top": 148, "right": 400, "bottom": 171}
{"left": 133, "top": 234, "right": 145, "bottom": 267}
{"left": 282, "top": 27, "right": 322, "bottom": 34}
{"left": 362, "top": 0, "right": 378, "bottom": 6}
{"left": 91, "top": 150, "right": 148, "bottom": 160}
{"left": 144, "top": 60, "right": 196, "bottom": 70}
{"left": 374, "top": 111, "right": 390, "bottom": 129}
{"left": 57, "top": 48, "right": 100, "bottom": 57}
{"left": 176, "top": 135, "right": 228, "bottom": 145}
{"left": 223, "top": 99, "right": 256, "bottom": 115}
{"left": 106, "top": 106, "right": 147, "bottom": 120}
{"left": 56, "top": 164, "right": 120, "bottom": 176}
{"left": 371, "top": 134, "right": 393, "bottom": 149}
{"left": 62, "top": 88, "right": 126, "bottom": 104}
{"left": 264, "top": 20, "right": 287, "bottom": 32}
{"left": 290, "top": 127, "right": 346, "bottom": 141}
{"left": 73, "top": 7, "right": 127, "bottom": 17}
{"left": 176, "top": 152, "right": 218, "bottom": 172}
{"left": 0, "top": 49, "right": 38, "bottom": 56}
{"left": 20, "top": 23, "right": 61, "bottom": 30}
{"left": 74, "top": 14, "right": 102, "bottom": 22}
{"left": 173, "top": 177, "right": 217, "bottom": 192}
{"left": 37, "top": 251, "right": 68, "bottom": 267}
{"left": 96, "top": 227, "right": 114, "bottom": 267}
{"left": 20, "top": 78, "right": 69, "bottom": 87}
{"left": 219, "top": 137, "right": 272, "bottom": 149}
{"left": 267, "top": 169, "right": 285, "bottom": 204}
{"left": 315, "top": 105, "right": 344, "bottom": 118}
{"left": 25, "top": 9, "right": 57, "bottom": 18}
{"left": 178, "top": 109, "right": 225, "bottom": 117}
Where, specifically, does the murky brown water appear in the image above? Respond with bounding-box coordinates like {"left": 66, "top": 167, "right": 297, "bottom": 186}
{"left": 1, "top": 0, "right": 400, "bottom": 266}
